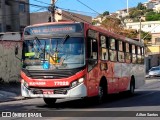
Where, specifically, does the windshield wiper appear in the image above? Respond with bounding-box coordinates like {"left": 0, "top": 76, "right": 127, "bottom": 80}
{"left": 62, "top": 34, "right": 70, "bottom": 44}
{"left": 59, "top": 34, "right": 70, "bottom": 49}
{"left": 35, "top": 37, "right": 46, "bottom": 61}
{"left": 53, "top": 35, "right": 70, "bottom": 53}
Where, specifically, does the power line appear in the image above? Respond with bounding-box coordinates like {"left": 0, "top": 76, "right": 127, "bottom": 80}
{"left": 57, "top": 11, "right": 76, "bottom": 22}
{"left": 75, "top": 0, "right": 118, "bottom": 23}
{"left": 55, "top": 0, "right": 59, "bottom": 4}
{"left": 67, "top": 12, "right": 91, "bottom": 24}
{"left": 76, "top": 0, "right": 101, "bottom": 15}
{"left": 31, "top": 8, "right": 47, "bottom": 13}
{"left": 7, "top": 0, "right": 48, "bottom": 9}
{"left": 33, "top": 0, "right": 50, "bottom": 5}
{"left": 55, "top": 8, "right": 91, "bottom": 24}
{"left": 56, "top": 7, "right": 97, "bottom": 15}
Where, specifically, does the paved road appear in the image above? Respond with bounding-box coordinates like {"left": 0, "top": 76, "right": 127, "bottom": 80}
{"left": 0, "top": 78, "right": 160, "bottom": 120}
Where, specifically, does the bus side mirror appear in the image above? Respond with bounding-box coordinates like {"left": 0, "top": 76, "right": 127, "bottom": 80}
{"left": 15, "top": 45, "right": 18, "bottom": 55}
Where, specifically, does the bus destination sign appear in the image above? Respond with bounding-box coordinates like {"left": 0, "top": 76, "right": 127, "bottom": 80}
{"left": 24, "top": 24, "right": 83, "bottom": 35}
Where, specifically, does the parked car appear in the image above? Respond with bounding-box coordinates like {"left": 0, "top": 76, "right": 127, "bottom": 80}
{"left": 148, "top": 66, "right": 160, "bottom": 77}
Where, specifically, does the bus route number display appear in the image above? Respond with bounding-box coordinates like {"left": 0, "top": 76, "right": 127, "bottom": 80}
{"left": 24, "top": 24, "right": 82, "bottom": 35}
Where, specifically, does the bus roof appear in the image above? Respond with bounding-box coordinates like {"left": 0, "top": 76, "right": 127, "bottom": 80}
{"left": 87, "top": 24, "right": 144, "bottom": 47}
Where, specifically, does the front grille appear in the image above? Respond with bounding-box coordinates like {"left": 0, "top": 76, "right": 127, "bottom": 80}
{"left": 30, "top": 88, "right": 68, "bottom": 95}
{"left": 29, "top": 86, "right": 70, "bottom": 89}
{"left": 54, "top": 89, "right": 67, "bottom": 94}
{"left": 31, "top": 89, "right": 43, "bottom": 94}
{"left": 22, "top": 66, "right": 85, "bottom": 79}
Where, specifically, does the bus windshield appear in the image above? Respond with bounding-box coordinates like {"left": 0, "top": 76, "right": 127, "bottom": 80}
{"left": 22, "top": 37, "right": 85, "bottom": 70}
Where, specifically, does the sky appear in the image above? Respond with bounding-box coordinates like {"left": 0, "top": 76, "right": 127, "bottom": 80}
{"left": 30, "top": 0, "right": 148, "bottom": 17}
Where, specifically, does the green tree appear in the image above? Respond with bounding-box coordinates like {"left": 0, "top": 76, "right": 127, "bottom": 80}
{"left": 101, "top": 17, "right": 122, "bottom": 33}
{"left": 92, "top": 20, "right": 99, "bottom": 25}
{"left": 129, "top": 8, "right": 144, "bottom": 19}
{"left": 145, "top": 11, "right": 160, "bottom": 21}
{"left": 141, "top": 31, "right": 151, "bottom": 41}
{"left": 100, "top": 17, "right": 140, "bottom": 39}
{"left": 137, "top": 2, "right": 146, "bottom": 10}
{"left": 103, "top": 11, "right": 109, "bottom": 16}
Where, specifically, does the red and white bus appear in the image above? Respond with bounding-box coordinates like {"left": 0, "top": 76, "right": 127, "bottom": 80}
{"left": 20, "top": 22, "right": 145, "bottom": 105}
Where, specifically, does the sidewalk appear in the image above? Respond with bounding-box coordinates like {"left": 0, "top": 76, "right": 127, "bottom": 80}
{"left": 0, "top": 82, "right": 24, "bottom": 102}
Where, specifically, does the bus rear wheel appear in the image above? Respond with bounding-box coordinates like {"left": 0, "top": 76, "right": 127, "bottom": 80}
{"left": 128, "top": 79, "right": 135, "bottom": 96}
{"left": 43, "top": 98, "right": 57, "bottom": 106}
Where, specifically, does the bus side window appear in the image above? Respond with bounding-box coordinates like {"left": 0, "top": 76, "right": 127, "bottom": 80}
{"left": 132, "top": 45, "right": 137, "bottom": 64}
{"left": 137, "top": 46, "right": 141, "bottom": 64}
{"left": 87, "top": 38, "right": 98, "bottom": 71}
{"left": 141, "top": 47, "right": 144, "bottom": 64}
{"left": 100, "top": 35, "right": 108, "bottom": 60}
{"left": 109, "top": 38, "right": 117, "bottom": 61}
{"left": 118, "top": 40, "right": 125, "bottom": 62}
{"left": 125, "top": 43, "right": 131, "bottom": 63}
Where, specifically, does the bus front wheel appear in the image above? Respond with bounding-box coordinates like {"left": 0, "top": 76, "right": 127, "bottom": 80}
{"left": 98, "top": 85, "right": 107, "bottom": 103}
{"left": 43, "top": 98, "right": 57, "bottom": 106}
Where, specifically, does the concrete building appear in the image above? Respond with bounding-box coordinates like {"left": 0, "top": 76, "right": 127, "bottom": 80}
{"left": 126, "top": 21, "right": 160, "bottom": 34}
{"left": 0, "top": 32, "right": 22, "bottom": 82}
{"left": 0, "top": 0, "right": 30, "bottom": 32}
{"left": 143, "top": 0, "right": 159, "bottom": 9}
{"left": 30, "top": 9, "right": 92, "bottom": 25}
{"left": 116, "top": 9, "right": 128, "bottom": 18}
{"left": 126, "top": 21, "right": 160, "bottom": 71}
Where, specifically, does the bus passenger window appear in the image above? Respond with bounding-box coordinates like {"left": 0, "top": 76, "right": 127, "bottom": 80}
{"left": 132, "top": 45, "right": 135, "bottom": 54}
{"left": 132, "top": 54, "right": 137, "bottom": 63}
{"left": 100, "top": 35, "right": 108, "bottom": 60}
{"left": 101, "top": 48, "right": 108, "bottom": 60}
{"left": 118, "top": 41, "right": 125, "bottom": 62}
{"left": 109, "top": 38, "right": 117, "bottom": 61}
{"left": 110, "top": 38, "right": 115, "bottom": 50}
{"left": 118, "top": 51, "right": 124, "bottom": 62}
{"left": 125, "top": 53, "right": 131, "bottom": 63}
{"left": 126, "top": 43, "right": 129, "bottom": 52}
{"left": 109, "top": 50, "right": 117, "bottom": 61}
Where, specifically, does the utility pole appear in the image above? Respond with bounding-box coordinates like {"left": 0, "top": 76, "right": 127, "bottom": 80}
{"left": 48, "top": 0, "right": 55, "bottom": 22}
{"left": 127, "top": 0, "right": 129, "bottom": 14}
{"left": 139, "top": 16, "right": 142, "bottom": 42}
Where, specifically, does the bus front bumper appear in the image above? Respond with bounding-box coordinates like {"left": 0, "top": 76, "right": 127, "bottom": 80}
{"left": 21, "top": 83, "right": 87, "bottom": 98}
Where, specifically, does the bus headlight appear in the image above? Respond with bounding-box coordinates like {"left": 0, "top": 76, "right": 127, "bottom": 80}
{"left": 78, "top": 77, "right": 84, "bottom": 83}
{"left": 21, "top": 79, "right": 29, "bottom": 88}
{"left": 71, "top": 77, "right": 85, "bottom": 88}
{"left": 71, "top": 81, "right": 78, "bottom": 88}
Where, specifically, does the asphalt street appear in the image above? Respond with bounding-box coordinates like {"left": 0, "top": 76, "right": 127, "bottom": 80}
{"left": 0, "top": 78, "right": 160, "bottom": 120}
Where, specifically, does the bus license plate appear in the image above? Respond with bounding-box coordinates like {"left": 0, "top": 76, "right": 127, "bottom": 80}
{"left": 43, "top": 90, "right": 54, "bottom": 94}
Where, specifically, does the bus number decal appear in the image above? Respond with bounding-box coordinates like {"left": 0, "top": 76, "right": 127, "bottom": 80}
{"left": 54, "top": 81, "right": 69, "bottom": 86}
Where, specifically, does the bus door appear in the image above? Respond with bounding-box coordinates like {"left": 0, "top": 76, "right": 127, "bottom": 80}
{"left": 87, "top": 37, "right": 99, "bottom": 97}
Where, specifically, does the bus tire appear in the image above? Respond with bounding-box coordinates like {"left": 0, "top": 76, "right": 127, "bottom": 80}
{"left": 128, "top": 78, "right": 135, "bottom": 96}
{"left": 43, "top": 98, "right": 57, "bottom": 106}
{"left": 98, "top": 84, "right": 107, "bottom": 103}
